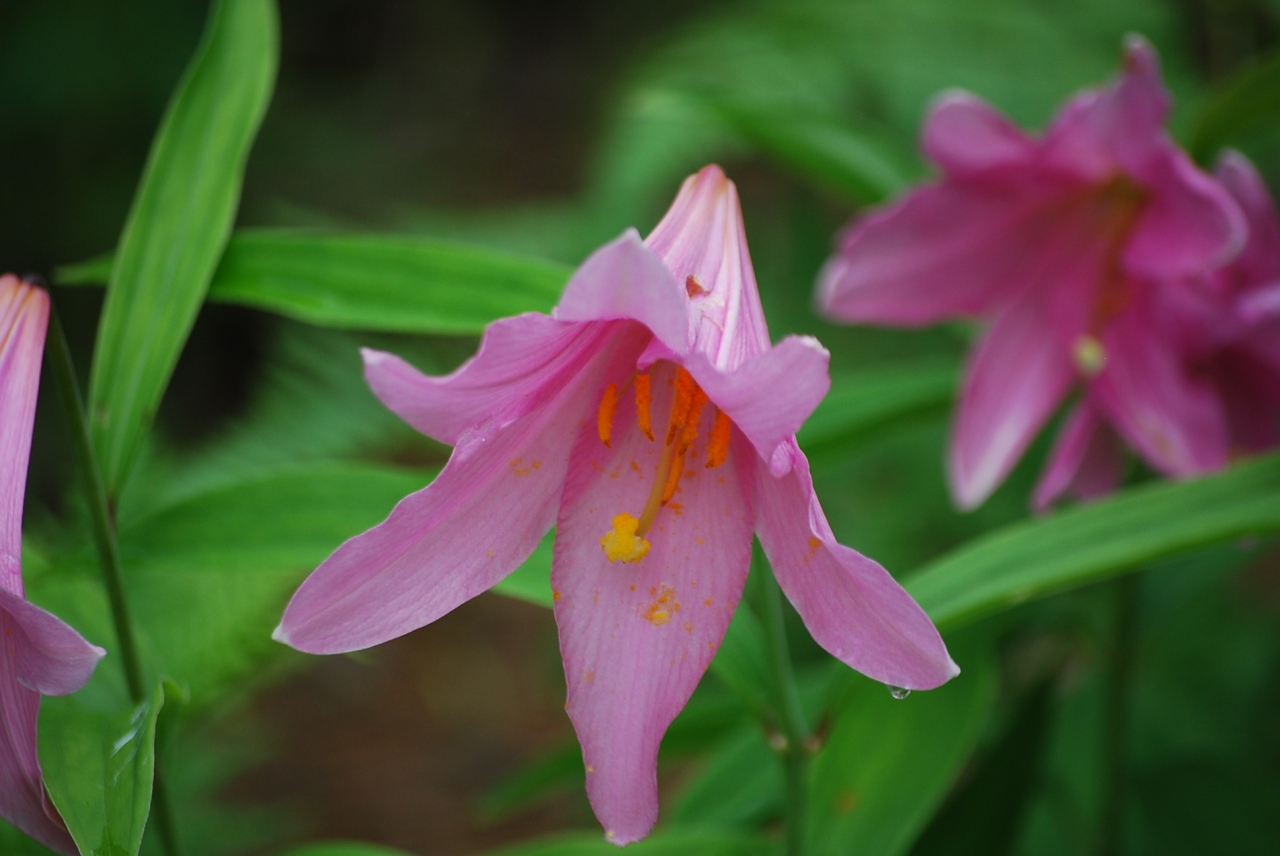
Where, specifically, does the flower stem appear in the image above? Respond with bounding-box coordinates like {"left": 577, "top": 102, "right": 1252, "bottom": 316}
{"left": 45, "top": 306, "right": 183, "bottom": 856}
{"left": 754, "top": 548, "right": 810, "bottom": 856}
{"left": 1099, "top": 573, "right": 1140, "bottom": 856}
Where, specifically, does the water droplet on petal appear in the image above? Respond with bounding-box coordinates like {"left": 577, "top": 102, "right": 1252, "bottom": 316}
{"left": 888, "top": 686, "right": 911, "bottom": 700}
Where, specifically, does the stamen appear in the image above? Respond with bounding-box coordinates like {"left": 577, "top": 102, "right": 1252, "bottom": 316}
{"left": 706, "top": 409, "right": 731, "bottom": 468}
{"left": 597, "top": 383, "right": 619, "bottom": 447}
{"left": 600, "top": 513, "right": 650, "bottom": 563}
{"left": 667, "top": 368, "right": 699, "bottom": 444}
{"left": 1073, "top": 335, "right": 1107, "bottom": 376}
{"left": 635, "top": 373, "right": 654, "bottom": 441}
{"left": 679, "top": 387, "right": 707, "bottom": 453}
{"left": 661, "top": 447, "right": 686, "bottom": 504}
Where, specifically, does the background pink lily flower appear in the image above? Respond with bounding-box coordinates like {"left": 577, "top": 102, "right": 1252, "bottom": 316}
{"left": 816, "top": 35, "right": 1246, "bottom": 510}
{"left": 0, "top": 275, "right": 106, "bottom": 855}
{"left": 276, "top": 165, "right": 957, "bottom": 844}
{"left": 1033, "top": 152, "right": 1280, "bottom": 510}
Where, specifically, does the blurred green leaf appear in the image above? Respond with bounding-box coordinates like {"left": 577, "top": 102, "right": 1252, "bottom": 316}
{"left": 475, "top": 830, "right": 778, "bottom": 856}
{"left": 707, "top": 600, "right": 774, "bottom": 717}
{"left": 493, "top": 531, "right": 555, "bottom": 607}
{"left": 907, "top": 453, "right": 1280, "bottom": 630}
{"left": 61, "top": 230, "right": 573, "bottom": 335}
{"left": 672, "top": 728, "right": 782, "bottom": 827}
{"left": 117, "top": 462, "right": 431, "bottom": 708}
{"left": 705, "top": 97, "right": 914, "bottom": 204}
{"left": 798, "top": 361, "right": 957, "bottom": 470}
{"left": 809, "top": 638, "right": 997, "bottom": 856}
{"left": 0, "top": 819, "right": 58, "bottom": 856}
{"left": 87, "top": 0, "right": 278, "bottom": 493}
{"left": 40, "top": 677, "right": 166, "bottom": 856}
{"left": 1190, "top": 50, "right": 1280, "bottom": 160}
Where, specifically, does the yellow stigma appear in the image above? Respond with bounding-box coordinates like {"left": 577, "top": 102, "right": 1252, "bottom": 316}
{"left": 1073, "top": 335, "right": 1107, "bottom": 376}
{"left": 601, "top": 513, "right": 651, "bottom": 563}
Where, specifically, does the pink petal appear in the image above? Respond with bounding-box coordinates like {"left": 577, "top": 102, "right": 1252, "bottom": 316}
{"left": 1092, "top": 303, "right": 1229, "bottom": 476}
{"left": 949, "top": 292, "right": 1076, "bottom": 509}
{"left": 1043, "top": 35, "right": 1170, "bottom": 181}
{"left": 553, "top": 362, "right": 755, "bottom": 844}
{"left": 923, "top": 90, "right": 1037, "bottom": 177}
{"left": 553, "top": 230, "right": 690, "bottom": 359}
{"left": 683, "top": 335, "right": 830, "bottom": 477}
{"left": 754, "top": 440, "right": 957, "bottom": 690}
{"left": 1123, "top": 149, "right": 1245, "bottom": 278}
{"left": 277, "top": 323, "right": 651, "bottom": 654}
{"left": 0, "top": 278, "right": 47, "bottom": 582}
{"left": 1032, "top": 401, "right": 1124, "bottom": 512}
{"left": 0, "top": 587, "right": 104, "bottom": 696}
{"left": 1216, "top": 151, "right": 1280, "bottom": 289}
{"left": 362, "top": 313, "right": 595, "bottom": 446}
{"left": 1, "top": 612, "right": 78, "bottom": 856}
{"left": 643, "top": 165, "right": 772, "bottom": 370}
{"left": 816, "top": 180, "right": 1064, "bottom": 326}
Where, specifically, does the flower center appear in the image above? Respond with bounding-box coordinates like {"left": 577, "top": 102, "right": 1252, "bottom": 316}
{"left": 1071, "top": 178, "right": 1148, "bottom": 376}
{"left": 596, "top": 366, "right": 732, "bottom": 563}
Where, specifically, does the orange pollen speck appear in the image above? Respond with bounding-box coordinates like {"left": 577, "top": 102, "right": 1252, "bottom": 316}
{"left": 686, "top": 274, "right": 709, "bottom": 297}
{"left": 706, "top": 408, "right": 731, "bottom": 468}
{"left": 597, "top": 383, "right": 619, "bottom": 448}
{"left": 635, "top": 373, "right": 654, "bottom": 440}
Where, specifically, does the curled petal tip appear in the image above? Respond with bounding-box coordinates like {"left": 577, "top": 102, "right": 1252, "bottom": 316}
{"left": 360, "top": 347, "right": 389, "bottom": 367}
{"left": 270, "top": 622, "right": 291, "bottom": 646}
{"left": 1122, "top": 33, "right": 1157, "bottom": 74}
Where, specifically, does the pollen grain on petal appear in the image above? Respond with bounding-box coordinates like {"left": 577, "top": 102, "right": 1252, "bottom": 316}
{"left": 643, "top": 584, "right": 678, "bottom": 625}
{"left": 597, "top": 382, "right": 619, "bottom": 447}
{"left": 601, "top": 512, "right": 651, "bottom": 562}
{"left": 686, "top": 273, "right": 709, "bottom": 297}
{"left": 635, "top": 373, "right": 654, "bottom": 440}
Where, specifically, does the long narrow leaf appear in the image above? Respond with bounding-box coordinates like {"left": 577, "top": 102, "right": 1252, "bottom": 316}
{"left": 88, "top": 0, "right": 278, "bottom": 492}
{"left": 59, "top": 230, "right": 573, "bottom": 334}
{"left": 907, "top": 454, "right": 1280, "bottom": 630}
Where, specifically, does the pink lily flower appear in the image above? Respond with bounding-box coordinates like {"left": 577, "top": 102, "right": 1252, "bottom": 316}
{"left": 0, "top": 275, "right": 106, "bottom": 855}
{"left": 816, "top": 36, "right": 1246, "bottom": 510}
{"left": 1033, "top": 152, "right": 1280, "bottom": 510}
{"left": 275, "top": 165, "right": 957, "bottom": 844}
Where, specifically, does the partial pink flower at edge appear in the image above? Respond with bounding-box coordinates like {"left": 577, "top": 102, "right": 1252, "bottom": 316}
{"left": 0, "top": 275, "right": 106, "bottom": 856}
{"left": 275, "top": 166, "right": 957, "bottom": 845}
{"left": 816, "top": 35, "right": 1246, "bottom": 510}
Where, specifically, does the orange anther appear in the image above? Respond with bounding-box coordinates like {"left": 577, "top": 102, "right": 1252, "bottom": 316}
{"left": 706, "top": 408, "right": 731, "bottom": 468}
{"left": 680, "top": 387, "right": 707, "bottom": 453}
{"left": 635, "top": 373, "right": 654, "bottom": 441}
{"left": 661, "top": 446, "right": 686, "bottom": 504}
{"left": 667, "top": 368, "right": 699, "bottom": 445}
{"left": 597, "top": 383, "right": 618, "bottom": 448}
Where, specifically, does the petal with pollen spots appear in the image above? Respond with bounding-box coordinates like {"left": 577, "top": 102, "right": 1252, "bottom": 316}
{"left": 553, "top": 362, "right": 754, "bottom": 845}
{"left": 755, "top": 440, "right": 957, "bottom": 690}
{"left": 278, "top": 325, "right": 651, "bottom": 654}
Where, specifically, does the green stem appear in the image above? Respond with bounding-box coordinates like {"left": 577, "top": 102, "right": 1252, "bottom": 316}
{"left": 46, "top": 305, "right": 183, "bottom": 856}
{"left": 1099, "top": 573, "right": 1140, "bottom": 856}
{"left": 755, "top": 550, "right": 810, "bottom": 856}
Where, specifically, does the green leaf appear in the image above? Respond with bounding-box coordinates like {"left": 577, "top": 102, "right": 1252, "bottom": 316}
{"left": 1190, "top": 50, "right": 1280, "bottom": 160}
{"left": 40, "top": 677, "right": 166, "bottom": 856}
{"left": 492, "top": 530, "right": 555, "bottom": 607}
{"left": 59, "top": 229, "right": 573, "bottom": 335}
{"left": 671, "top": 728, "right": 782, "bottom": 827}
{"left": 906, "top": 453, "right": 1280, "bottom": 631}
{"left": 705, "top": 97, "right": 914, "bottom": 204}
{"left": 809, "top": 637, "right": 998, "bottom": 856}
{"left": 797, "top": 361, "right": 957, "bottom": 470}
{"left": 87, "top": 0, "right": 278, "bottom": 493}
{"left": 117, "top": 463, "right": 431, "bottom": 708}
{"left": 474, "top": 830, "right": 778, "bottom": 856}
